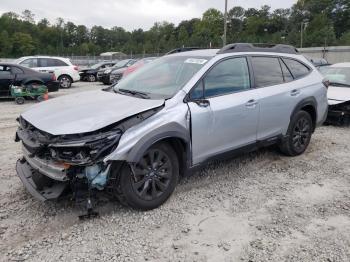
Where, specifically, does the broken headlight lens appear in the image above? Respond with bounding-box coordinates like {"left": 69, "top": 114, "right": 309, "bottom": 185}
{"left": 49, "top": 130, "right": 122, "bottom": 165}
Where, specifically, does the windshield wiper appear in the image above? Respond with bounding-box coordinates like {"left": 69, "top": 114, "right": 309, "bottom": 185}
{"left": 117, "top": 88, "right": 151, "bottom": 99}
{"left": 329, "top": 82, "right": 350, "bottom": 87}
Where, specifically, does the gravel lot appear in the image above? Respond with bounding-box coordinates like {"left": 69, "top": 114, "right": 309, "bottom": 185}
{"left": 0, "top": 82, "right": 350, "bottom": 262}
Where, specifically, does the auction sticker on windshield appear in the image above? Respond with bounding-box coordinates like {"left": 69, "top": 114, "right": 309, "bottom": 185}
{"left": 184, "top": 58, "right": 208, "bottom": 65}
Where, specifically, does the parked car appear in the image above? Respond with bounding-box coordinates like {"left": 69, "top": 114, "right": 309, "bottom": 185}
{"left": 79, "top": 62, "right": 117, "bottom": 82}
{"left": 15, "top": 56, "right": 80, "bottom": 89}
{"left": 100, "top": 59, "right": 137, "bottom": 85}
{"left": 122, "top": 57, "right": 157, "bottom": 78}
{"left": 321, "top": 63, "right": 350, "bottom": 125}
{"left": 308, "top": 57, "right": 331, "bottom": 69}
{"left": 0, "top": 63, "right": 59, "bottom": 98}
{"left": 15, "top": 43, "right": 328, "bottom": 213}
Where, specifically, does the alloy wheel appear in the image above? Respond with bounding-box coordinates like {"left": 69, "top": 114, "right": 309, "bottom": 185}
{"left": 131, "top": 149, "right": 172, "bottom": 201}
{"left": 59, "top": 76, "right": 71, "bottom": 88}
{"left": 292, "top": 117, "right": 311, "bottom": 152}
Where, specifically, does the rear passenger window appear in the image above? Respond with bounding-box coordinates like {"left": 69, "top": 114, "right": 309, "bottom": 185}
{"left": 280, "top": 59, "right": 294, "bottom": 82}
{"left": 203, "top": 57, "right": 250, "bottom": 98}
{"left": 282, "top": 58, "right": 310, "bottom": 79}
{"left": 252, "top": 57, "right": 284, "bottom": 87}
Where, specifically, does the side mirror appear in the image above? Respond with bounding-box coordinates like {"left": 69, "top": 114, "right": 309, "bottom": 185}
{"left": 194, "top": 99, "right": 210, "bottom": 108}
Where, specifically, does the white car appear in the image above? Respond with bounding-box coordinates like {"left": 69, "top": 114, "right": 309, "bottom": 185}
{"left": 321, "top": 63, "right": 350, "bottom": 124}
{"left": 15, "top": 56, "right": 80, "bottom": 88}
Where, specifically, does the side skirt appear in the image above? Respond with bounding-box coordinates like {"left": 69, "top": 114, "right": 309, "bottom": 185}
{"left": 185, "top": 135, "right": 283, "bottom": 176}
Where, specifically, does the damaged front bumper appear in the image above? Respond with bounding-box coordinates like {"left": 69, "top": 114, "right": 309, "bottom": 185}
{"left": 326, "top": 101, "right": 350, "bottom": 125}
{"left": 16, "top": 158, "right": 68, "bottom": 201}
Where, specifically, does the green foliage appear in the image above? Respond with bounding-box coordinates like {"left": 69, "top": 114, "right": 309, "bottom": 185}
{"left": 0, "top": 1, "right": 349, "bottom": 58}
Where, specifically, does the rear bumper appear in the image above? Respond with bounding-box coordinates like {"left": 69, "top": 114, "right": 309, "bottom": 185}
{"left": 16, "top": 158, "right": 68, "bottom": 201}
{"left": 71, "top": 71, "right": 80, "bottom": 82}
{"left": 46, "top": 81, "right": 59, "bottom": 93}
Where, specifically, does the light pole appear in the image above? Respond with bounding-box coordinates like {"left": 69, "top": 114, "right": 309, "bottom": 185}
{"left": 300, "top": 19, "right": 309, "bottom": 48}
{"left": 223, "top": 0, "right": 228, "bottom": 46}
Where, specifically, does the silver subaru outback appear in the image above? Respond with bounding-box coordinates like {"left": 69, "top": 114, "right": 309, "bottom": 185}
{"left": 15, "top": 44, "right": 328, "bottom": 211}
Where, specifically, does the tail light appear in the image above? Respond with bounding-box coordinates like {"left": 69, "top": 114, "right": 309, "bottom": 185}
{"left": 73, "top": 66, "right": 79, "bottom": 71}
{"left": 322, "top": 79, "right": 330, "bottom": 89}
{"left": 51, "top": 73, "right": 56, "bottom": 81}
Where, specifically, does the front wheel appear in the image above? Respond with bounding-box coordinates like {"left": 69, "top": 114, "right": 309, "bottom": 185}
{"left": 279, "top": 110, "right": 313, "bottom": 156}
{"left": 15, "top": 97, "right": 25, "bottom": 104}
{"left": 88, "top": 74, "right": 96, "bottom": 82}
{"left": 117, "top": 143, "right": 179, "bottom": 210}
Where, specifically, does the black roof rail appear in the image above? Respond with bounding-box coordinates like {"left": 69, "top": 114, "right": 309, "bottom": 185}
{"left": 217, "top": 43, "right": 299, "bottom": 55}
{"left": 166, "top": 47, "right": 204, "bottom": 55}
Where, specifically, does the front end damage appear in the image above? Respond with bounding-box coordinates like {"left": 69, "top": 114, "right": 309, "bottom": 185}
{"left": 326, "top": 101, "right": 350, "bottom": 125}
{"left": 15, "top": 108, "right": 160, "bottom": 206}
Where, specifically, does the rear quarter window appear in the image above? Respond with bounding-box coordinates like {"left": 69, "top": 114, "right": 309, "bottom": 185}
{"left": 54, "top": 59, "right": 68, "bottom": 66}
{"left": 282, "top": 58, "right": 311, "bottom": 79}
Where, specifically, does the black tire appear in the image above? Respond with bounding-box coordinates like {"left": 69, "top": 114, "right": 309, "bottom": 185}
{"left": 15, "top": 97, "right": 25, "bottom": 104}
{"left": 87, "top": 74, "right": 96, "bottom": 82}
{"left": 117, "top": 143, "right": 179, "bottom": 210}
{"left": 36, "top": 95, "right": 44, "bottom": 102}
{"left": 279, "top": 110, "right": 313, "bottom": 156}
{"left": 58, "top": 75, "right": 72, "bottom": 88}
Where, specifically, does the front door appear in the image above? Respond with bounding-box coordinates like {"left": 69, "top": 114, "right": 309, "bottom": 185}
{"left": 187, "top": 57, "right": 260, "bottom": 165}
{"left": 0, "top": 65, "right": 13, "bottom": 97}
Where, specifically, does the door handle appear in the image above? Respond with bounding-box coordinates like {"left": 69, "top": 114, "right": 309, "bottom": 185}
{"left": 245, "top": 99, "right": 258, "bottom": 107}
{"left": 290, "top": 89, "right": 301, "bottom": 96}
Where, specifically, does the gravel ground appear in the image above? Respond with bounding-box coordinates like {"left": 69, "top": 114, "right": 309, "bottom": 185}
{"left": 0, "top": 82, "right": 350, "bottom": 262}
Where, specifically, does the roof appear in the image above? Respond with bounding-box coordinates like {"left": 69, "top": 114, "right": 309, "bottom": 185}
{"left": 16, "top": 56, "right": 71, "bottom": 61}
{"left": 218, "top": 43, "right": 299, "bottom": 55}
{"left": 330, "top": 63, "right": 350, "bottom": 68}
{"left": 168, "top": 49, "right": 219, "bottom": 57}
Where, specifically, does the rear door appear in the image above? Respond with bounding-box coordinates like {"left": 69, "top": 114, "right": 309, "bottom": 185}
{"left": 188, "top": 57, "right": 260, "bottom": 164}
{"left": 253, "top": 56, "right": 310, "bottom": 140}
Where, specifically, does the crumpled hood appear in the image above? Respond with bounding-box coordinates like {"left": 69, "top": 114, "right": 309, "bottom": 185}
{"left": 21, "top": 90, "right": 164, "bottom": 135}
{"left": 328, "top": 86, "right": 350, "bottom": 105}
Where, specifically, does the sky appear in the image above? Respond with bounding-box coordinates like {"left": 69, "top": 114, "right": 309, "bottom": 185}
{"left": 0, "top": 0, "right": 297, "bottom": 30}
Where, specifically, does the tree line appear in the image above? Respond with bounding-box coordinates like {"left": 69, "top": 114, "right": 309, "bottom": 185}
{"left": 0, "top": 0, "right": 349, "bottom": 58}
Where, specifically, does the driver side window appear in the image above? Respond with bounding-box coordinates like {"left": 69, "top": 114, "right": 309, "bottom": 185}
{"left": 203, "top": 57, "right": 251, "bottom": 98}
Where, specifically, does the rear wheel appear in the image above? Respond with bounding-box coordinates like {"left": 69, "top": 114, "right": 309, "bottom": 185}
{"left": 279, "top": 110, "right": 313, "bottom": 156}
{"left": 117, "top": 143, "right": 179, "bottom": 210}
{"left": 58, "top": 75, "right": 72, "bottom": 88}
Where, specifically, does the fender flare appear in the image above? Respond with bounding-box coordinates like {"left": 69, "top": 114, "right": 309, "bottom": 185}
{"left": 22, "top": 78, "right": 44, "bottom": 85}
{"left": 290, "top": 96, "right": 318, "bottom": 130}
{"left": 125, "top": 122, "right": 191, "bottom": 164}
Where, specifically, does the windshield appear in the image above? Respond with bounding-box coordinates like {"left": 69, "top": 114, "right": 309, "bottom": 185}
{"left": 321, "top": 67, "right": 350, "bottom": 87}
{"left": 113, "top": 59, "right": 132, "bottom": 68}
{"left": 91, "top": 63, "right": 105, "bottom": 69}
{"left": 113, "top": 56, "right": 210, "bottom": 99}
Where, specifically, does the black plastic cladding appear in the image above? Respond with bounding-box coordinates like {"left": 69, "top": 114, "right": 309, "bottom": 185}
{"left": 217, "top": 43, "right": 299, "bottom": 55}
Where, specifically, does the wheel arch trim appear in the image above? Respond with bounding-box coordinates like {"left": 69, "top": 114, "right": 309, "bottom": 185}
{"left": 125, "top": 122, "right": 191, "bottom": 165}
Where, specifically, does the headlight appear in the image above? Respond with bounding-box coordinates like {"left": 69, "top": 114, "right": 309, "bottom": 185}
{"left": 49, "top": 130, "right": 122, "bottom": 165}
{"left": 105, "top": 69, "right": 112, "bottom": 74}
